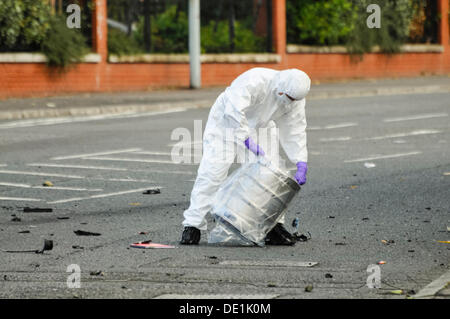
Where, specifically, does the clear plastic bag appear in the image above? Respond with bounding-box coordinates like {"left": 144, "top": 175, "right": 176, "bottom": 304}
{"left": 208, "top": 156, "right": 300, "bottom": 246}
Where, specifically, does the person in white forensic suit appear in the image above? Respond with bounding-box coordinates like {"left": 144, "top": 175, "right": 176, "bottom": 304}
{"left": 181, "top": 67, "right": 311, "bottom": 245}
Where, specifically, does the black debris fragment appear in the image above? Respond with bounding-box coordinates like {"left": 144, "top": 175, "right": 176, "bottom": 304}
{"left": 143, "top": 189, "right": 161, "bottom": 195}
{"left": 57, "top": 217, "right": 70, "bottom": 220}
{"left": 325, "top": 273, "right": 333, "bottom": 278}
{"left": 72, "top": 245, "right": 84, "bottom": 250}
{"left": 18, "top": 230, "right": 30, "bottom": 234}
{"left": 335, "top": 242, "right": 346, "bottom": 246}
{"left": 90, "top": 271, "right": 104, "bottom": 276}
{"left": 305, "top": 285, "right": 314, "bottom": 292}
{"left": 2, "top": 239, "right": 53, "bottom": 254}
{"left": 23, "top": 207, "right": 53, "bottom": 213}
{"left": 328, "top": 216, "right": 335, "bottom": 219}
{"left": 74, "top": 230, "right": 101, "bottom": 236}
{"left": 362, "top": 217, "right": 370, "bottom": 221}
{"left": 11, "top": 216, "right": 21, "bottom": 222}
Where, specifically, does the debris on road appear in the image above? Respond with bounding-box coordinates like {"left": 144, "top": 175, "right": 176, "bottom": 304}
{"left": 350, "top": 185, "right": 358, "bottom": 189}
{"left": 57, "top": 217, "right": 70, "bottom": 220}
{"left": 72, "top": 245, "right": 84, "bottom": 250}
{"left": 143, "top": 189, "right": 161, "bottom": 195}
{"left": 18, "top": 230, "right": 30, "bottom": 234}
{"left": 74, "top": 230, "right": 101, "bottom": 236}
{"left": 11, "top": 216, "right": 21, "bottom": 222}
{"left": 364, "top": 162, "right": 376, "bottom": 168}
{"left": 42, "top": 181, "right": 53, "bottom": 187}
{"left": 437, "top": 240, "right": 450, "bottom": 244}
{"left": 381, "top": 239, "right": 395, "bottom": 245}
{"left": 129, "top": 202, "right": 141, "bottom": 206}
{"left": 362, "top": 217, "right": 370, "bottom": 221}
{"left": 23, "top": 207, "right": 53, "bottom": 213}
{"left": 130, "top": 240, "right": 176, "bottom": 249}
{"left": 305, "top": 285, "right": 314, "bottom": 292}
{"left": 90, "top": 271, "right": 104, "bottom": 276}
{"left": 387, "top": 290, "right": 404, "bottom": 295}
{"left": 138, "top": 231, "right": 149, "bottom": 235}
{"left": 335, "top": 242, "right": 346, "bottom": 246}
{"left": 2, "top": 239, "right": 53, "bottom": 254}
{"left": 377, "top": 261, "right": 386, "bottom": 265}
{"left": 325, "top": 273, "right": 333, "bottom": 278}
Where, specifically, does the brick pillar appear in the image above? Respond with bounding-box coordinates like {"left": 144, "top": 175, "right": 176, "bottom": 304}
{"left": 92, "top": 0, "right": 108, "bottom": 62}
{"left": 438, "top": 0, "right": 449, "bottom": 47}
{"left": 272, "top": 0, "right": 286, "bottom": 63}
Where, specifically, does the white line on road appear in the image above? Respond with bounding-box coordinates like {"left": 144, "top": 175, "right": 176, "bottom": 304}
{"left": 364, "top": 129, "right": 442, "bottom": 141}
{"left": 412, "top": 269, "right": 450, "bottom": 299}
{"left": 27, "top": 163, "right": 195, "bottom": 175}
{"left": 344, "top": 151, "right": 422, "bottom": 163}
{"left": 0, "top": 108, "right": 187, "bottom": 130}
{"left": 0, "top": 196, "right": 41, "bottom": 202}
{"left": 308, "top": 123, "right": 358, "bottom": 130}
{"left": 51, "top": 148, "right": 142, "bottom": 160}
{"left": 383, "top": 113, "right": 448, "bottom": 123}
{"left": 0, "top": 169, "right": 154, "bottom": 183}
{"left": 28, "top": 163, "right": 128, "bottom": 171}
{"left": 131, "top": 151, "right": 173, "bottom": 156}
{"left": 47, "top": 187, "right": 162, "bottom": 204}
{"left": 0, "top": 164, "right": 7, "bottom": 167}
{"left": 84, "top": 156, "right": 197, "bottom": 165}
{"left": 0, "top": 182, "right": 103, "bottom": 192}
{"left": 0, "top": 169, "right": 84, "bottom": 179}
{"left": 320, "top": 136, "right": 352, "bottom": 142}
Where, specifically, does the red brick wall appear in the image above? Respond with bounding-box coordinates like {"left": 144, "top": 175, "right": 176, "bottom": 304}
{"left": 0, "top": 0, "right": 449, "bottom": 99}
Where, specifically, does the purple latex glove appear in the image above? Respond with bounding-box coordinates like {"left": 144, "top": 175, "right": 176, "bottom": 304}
{"left": 295, "top": 161, "right": 308, "bottom": 185}
{"left": 244, "top": 137, "right": 265, "bottom": 156}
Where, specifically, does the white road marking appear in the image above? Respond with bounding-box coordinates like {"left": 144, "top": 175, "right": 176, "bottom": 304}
{"left": 320, "top": 136, "right": 352, "bottom": 142}
{"left": 84, "top": 156, "right": 197, "bottom": 165}
{"left": 219, "top": 260, "right": 318, "bottom": 267}
{"left": 412, "top": 269, "right": 450, "bottom": 299}
{"left": 47, "top": 187, "right": 162, "bottom": 204}
{"left": 131, "top": 151, "right": 173, "bottom": 156}
{"left": 0, "top": 182, "right": 102, "bottom": 191}
{"left": 0, "top": 164, "right": 7, "bottom": 167}
{"left": 51, "top": 148, "right": 142, "bottom": 160}
{"left": 27, "top": 163, "right": 194, "bottom": 175}
{"left": 324, "top": 122, "right": 358, "bottom": 129}
{"left": 0, "top": 108, "right": 187, "bottom": 130}
{"left": 384, "top": 112, "right": 448, "bottom": 123}
{"left": 0, "top": 169, "right": 84, "bottom": 179}
{"left": 344, "top": 151, "right": 422, "bottom": 163}
{"left": 308, "top": 123, "right": 358, "bottom": 130}
{"left": 167, "top": 140, "right": 203, "bottom": 147}
{"left": 28, "top": 163, "right": 128, "bottom": 171}
{"left": 0, "top": 169, "right": 154, "bottom": 183}
{"left": 0, "top": 196, "right": 41, "bottom": 202}
{"left": 364, "top": 129, "right": 441, "bottom": 141}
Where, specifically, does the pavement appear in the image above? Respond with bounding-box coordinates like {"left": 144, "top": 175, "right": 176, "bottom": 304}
{"left": 1, "top": 75, "right": 449, "bottom": 120}
{"left": 0, "top": 76, "right": 449, "bottom": 299}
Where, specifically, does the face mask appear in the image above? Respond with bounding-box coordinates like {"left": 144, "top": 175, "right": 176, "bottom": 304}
{"left": 276, "top": 93, "right": 292, "bottom": 106}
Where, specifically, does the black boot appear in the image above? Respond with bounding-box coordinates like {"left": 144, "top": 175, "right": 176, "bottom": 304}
{"left": 180, "top": 226, "right": 201, "bottom": 245}
{"left": 265, "top": 223, "right": 296, "bottom": 246}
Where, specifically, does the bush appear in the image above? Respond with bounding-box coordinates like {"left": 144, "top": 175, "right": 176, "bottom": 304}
{"left": 108, "top": 28, "right": 142, "bottom": 56}
{"left": 40, "top": 15, "right": 89, "bottom": 68}
{"left": 201, "top": 20, "right": 265, "bottom": 53}
{"left": 346, "top": 0, "right": 415, "bottom": 55}
{"left": 287, "top": 0, "right": 357, "bottom": 46}
{"left": 135, "top": 5, "right": 189, "bottom": 53}
{"left": 0, "top": 0, "right": 51, "bottom": 51}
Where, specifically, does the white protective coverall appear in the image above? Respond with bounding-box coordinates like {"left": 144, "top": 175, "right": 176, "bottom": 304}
{"left": 183, "top": 67, "right": 310, "bottom": 230}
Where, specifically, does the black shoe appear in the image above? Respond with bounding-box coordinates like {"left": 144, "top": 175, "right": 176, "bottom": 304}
{"left": 265, "top": 223, "right": 296, "bottom": 246}
{"left": 180, "top": 227, "right": 200, "bottom": 245}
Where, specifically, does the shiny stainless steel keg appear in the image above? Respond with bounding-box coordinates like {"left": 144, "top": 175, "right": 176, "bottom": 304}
{"left": 210, "top": 157, "right": 300, "bottom": 246}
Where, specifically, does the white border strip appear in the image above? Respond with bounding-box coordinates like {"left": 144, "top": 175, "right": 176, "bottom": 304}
{"left": 344, "top": 151, "right": 422, "bottom": 163}
{"left": 52, "top": 148, "right": 142, "bottom": 160}
{"left": 48, "top": 187, "right": 162, "bottom": 204}
{"left": 384, "top": 113, "right": 448, "bottom": 123}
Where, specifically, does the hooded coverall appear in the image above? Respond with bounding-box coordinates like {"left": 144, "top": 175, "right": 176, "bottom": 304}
{"left": 182, "top": 67, "right": 310, "bottom": 231}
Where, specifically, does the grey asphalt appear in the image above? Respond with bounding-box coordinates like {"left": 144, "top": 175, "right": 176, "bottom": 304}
{"left": 0, "top": 80, "right": 449, "bottom": 299}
